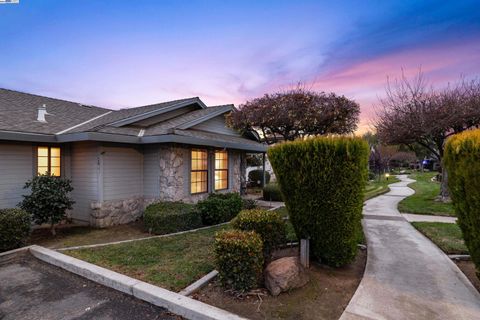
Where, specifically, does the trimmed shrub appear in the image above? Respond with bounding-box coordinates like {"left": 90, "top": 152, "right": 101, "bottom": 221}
{"left": 445, "top": 129, "right": 480, "bottom": 273}
{"left": 268, "top": 136, "right": 369, "bottom": 267}
{"left": 232, "top": 209, "right": 286, "bottom": 258}
{"left": 214, "top": 229, "right": 264, "bottom": 292}
{"left": 144, "top": 202, "right": 202, "bottom": 234}
{"left": 262, "top": 183, "right": 283, "bottom": 201}
{"left": 0, "top": 208, "right": 31, "bottom": 252}
{"left": 198, "top": 193, "right": 243, "bottom": 225}
{"left": 248, "top": 170, "right": 271, "bottom": 187}
{"left": 242, "top": 198, "right": 257, "bottom": 210}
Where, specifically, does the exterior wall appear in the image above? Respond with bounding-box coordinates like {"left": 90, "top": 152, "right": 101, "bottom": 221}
{"left": 143, "top": 145, "right": 160, "bottom": 197}
{"left": 191, "top": 115, "right": 240, "bottom": 136}
{"left": 0, "top": 143, "right": 33, "bottom": 208}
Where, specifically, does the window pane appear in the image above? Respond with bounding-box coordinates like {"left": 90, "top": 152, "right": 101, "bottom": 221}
{"left": 215, "top": 151, "right": 228, "bottom": 169}
{"left": 38, "top": 157, "right": 48, "bottom": 167}
{"left": 215, "top": 170, "right": 228, "bottom": 190}
{"left": 51, "top": 167, "right": 61, "bottom": 177}
{"left": 38, "top": 166, "right": 49, "bottom": 175}
{"left": 38, "top": 147, "right": 48, "bottom": 157}
{"left": 50, "top": 147, "right": 61, "bottom": 157}
{"left": 50, "top": 157, "right": 61, "bottom": 167}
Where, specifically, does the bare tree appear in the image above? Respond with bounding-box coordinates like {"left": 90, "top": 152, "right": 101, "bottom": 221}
{"left": 376, "top": 72, "right": 480, "bottom": 200}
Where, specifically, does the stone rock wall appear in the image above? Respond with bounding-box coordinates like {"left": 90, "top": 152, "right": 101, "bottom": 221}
{"left": 90, "top": 196, "right": 156, "bottom": 228}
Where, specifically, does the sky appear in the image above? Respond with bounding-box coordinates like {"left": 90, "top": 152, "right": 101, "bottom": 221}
{"left": 1, "top": 0, "right": 479, "bottom": 133}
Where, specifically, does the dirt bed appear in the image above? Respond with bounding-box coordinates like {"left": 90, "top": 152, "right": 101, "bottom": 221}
{"left": 456, "top": 260, "right": 480, "bottom": 293}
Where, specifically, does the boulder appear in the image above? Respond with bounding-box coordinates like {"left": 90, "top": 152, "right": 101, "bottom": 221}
{"left": 264, "top": 256, "right": 309, "bottom": 296}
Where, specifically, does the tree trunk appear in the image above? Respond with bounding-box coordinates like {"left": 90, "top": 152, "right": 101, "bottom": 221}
{"left": 440, "top": 166, "right": 450, "bottom": 202}
{"left": 50, "top": 223, "right": 56, "bottom": 236}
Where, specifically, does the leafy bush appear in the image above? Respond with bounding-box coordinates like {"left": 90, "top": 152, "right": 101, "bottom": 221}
{"left": 445, "top": 129, "right": 480, "bottom": 273}
{"left": 144, "top": 202, "right": 202, "bottom": 234}
{"left": 262, "top": 183, "right": 283, "bottom": 201}
{"left": 198, "top": 193, "right": 243, "bottom": 225}
{"left": 232, "top": 209, "right": 286, "bottom": 258}
{"left": 242, "top": 198, "right": 257, "bottom": 210}
{"left": 214, "top": 229, "right": 263, "bottom": 292}
{"left": 19, "top": 174, "right": 74, "bottom": 236}
{"left": 0, "top": 208, "right": 31, "bottom": 252}
{"left": 268, "top": 136, "right": 369, "bottom": 267}
{"left": 248, "top": 170, "right": 271, "bottom": 187}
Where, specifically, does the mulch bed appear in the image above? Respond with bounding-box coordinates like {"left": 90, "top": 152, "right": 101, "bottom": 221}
{"left": 193, "top": 248, "right": 366, "bottom": 320}
{"left": 455, "top": 260, "right": 480, "bottom": 293}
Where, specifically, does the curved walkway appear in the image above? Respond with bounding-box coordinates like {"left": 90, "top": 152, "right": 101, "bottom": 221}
{"left": 341, "top": 175, "right": 480, "bottom": 320}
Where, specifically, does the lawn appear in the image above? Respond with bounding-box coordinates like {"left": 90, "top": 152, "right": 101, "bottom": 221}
{"left": 411, "top": 222, "right": 467, "bottom": 254}
{"left": 364, "top": 175, "right": 400, "bottom": 200}
{"left": 398, "top": 172, "right": 455, "bottom": 216}
{"left": 66, "top": 224, "right": 230, "bottom": 292}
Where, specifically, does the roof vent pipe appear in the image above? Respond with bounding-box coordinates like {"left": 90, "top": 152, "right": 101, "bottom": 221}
{"left": 37, "top": 104, "right": 47, "bottom": 122}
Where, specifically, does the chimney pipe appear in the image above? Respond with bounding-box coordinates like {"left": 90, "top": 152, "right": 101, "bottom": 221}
{"left": 37, "top": 104, "right": 47, "bottom": 122}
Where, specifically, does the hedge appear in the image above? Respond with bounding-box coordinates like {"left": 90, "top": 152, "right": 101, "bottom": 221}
{"left": 262, "top": 183, "right": 283, "bottom": 201}
{"left": 0, "top": 208, "right": 31, "bottom": 252}
{"left": 444, "top": 129, "right": 480, "bottom": 273}
{"left": 268, "top": 136, "right": 369, "bottom": 267}
{"left": 232, "top": 209, "right": 286, "bottom": 258}
{"left": 144, "top": 202, "right": 202, "bottom": 234}
{"left": 248, "top": 170, "right": 271, "bottom": 187}
{"left": 197, "top": 193, "right": 243, "bottom": 225}
{"left": 214, "top": 229, "right": 264, "bottom": 292}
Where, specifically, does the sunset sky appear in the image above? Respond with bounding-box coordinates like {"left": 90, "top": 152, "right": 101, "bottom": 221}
{"left": 1, "top": 0, "right": 479, "bottom": 132}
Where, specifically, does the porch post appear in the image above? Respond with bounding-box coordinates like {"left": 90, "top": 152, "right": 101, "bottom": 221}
{"left": 262, "top": 152, "right": 266, "bottom": 187}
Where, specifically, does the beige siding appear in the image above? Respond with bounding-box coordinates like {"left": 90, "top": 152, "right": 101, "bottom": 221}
{"left": 0, "top": 143, "right": 33, "bottom": 208}
{"left": 191, "top": 115, "right": 240, "bottom": 136}
{"left": 143, "top": 145, "right": 160, "bottom": 197}
{"left": 70, "top": 142, "right": 99, "bottom": 222}
{"left": 103, "top": 145, "right": 143, "bottom": 201}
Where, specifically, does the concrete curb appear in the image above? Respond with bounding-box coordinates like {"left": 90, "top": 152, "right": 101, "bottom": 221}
{"left": 56, "top": 222, "right": 230, "bottom": 252}
{"left": 0, "top": 245, "right": 33, "bottom": 257}
{"left": 449, "top": 254, "right": 471, "bottom": 261}
{"left": 29, "top": 245, "right": 246, "bottom": 320}
{"left": 179, "top": 270, "right": 219, "bottom": 296}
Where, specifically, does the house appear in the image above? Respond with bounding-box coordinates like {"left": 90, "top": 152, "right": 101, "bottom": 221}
{"left": 0, "top": 89, "right": 267, "bottom": 227}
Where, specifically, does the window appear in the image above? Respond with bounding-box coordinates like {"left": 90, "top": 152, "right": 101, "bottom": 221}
{"left": 191, "top": 149, "right": 208, "bottom": 194}
{"left": 37, "top": 146, "right": 61, "bottom": 176}
{"left": 215, "top": 150, "right": 228, "bottom": 190}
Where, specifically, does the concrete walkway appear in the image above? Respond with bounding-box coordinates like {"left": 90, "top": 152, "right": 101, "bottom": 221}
{"left": 402, "top": 213, "right": 457, "bottom": 224}
{"left": 341, "top": 175, "right": 480, "bottom": 320}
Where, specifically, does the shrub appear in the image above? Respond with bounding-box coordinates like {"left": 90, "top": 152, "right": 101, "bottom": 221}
{"left": 198, "top": 193, "right": 243, "bottom": 225}
{"left": 445, "top": 129, "right": 480, "bottom": 273}
{"left": 242, "top": 198, "right": 257, "bottom": 210}
{"left": 262, "top": 183, "right": 283, "bottom": 201}
{"left": 268, "top": 136, "right": 369, "bottom": 267}
{"left": 214, "top": 229, "right": 263, "bottom": 292}
{"left": 232, "top": 209, "right": 286, "bottom": 258}
{"left": 248, "top": 170, "right": 271, "bottom": 187}
{"left": 0, "top": 208, "right": 31, "bottom": 252}
{"left": 19, "top": 174, "right": 74, "bottom": 236}
{"left": 144, "top": 202, "right": 202, "bottom": 234}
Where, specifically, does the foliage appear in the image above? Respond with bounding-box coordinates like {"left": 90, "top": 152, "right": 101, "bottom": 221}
{"left": 262, "top": 183, "right": 283, "bottom": 201}
{"left": 412, "top": 222, "right": 467, "bottom": 255}
{"left": 232, "top": 209, "right": 286, "bottom": 258}
{"left": 0, "top": 208, "right": 31, "bottom": 252}
{"left": 242, "top": 198, "right": 257, "bottom": 210}
{"left": 19, "top": 174, "right": 74, "bottom": 235}
{"left": 268, "top": 136, "right": 369, "bottom": 267}
{"left": 144, "top": 202, "right": 202, "bottom": 235}
{"left": 214, "top": 229, "right": 263, "bottom": 292}
{"left": 198, "top": 192, "right": 243, "bottom": 225}
{"left": 228, "top": 87, "right": 360, "bottom": 144}
{"left": 246, "top": 154, "right": 263, "bottom": 167}
{"left": 248, "top": 169, "right": 271, "bottom": 186}
{"left": 444, "top": 129, "right": 480, "bottom": 272}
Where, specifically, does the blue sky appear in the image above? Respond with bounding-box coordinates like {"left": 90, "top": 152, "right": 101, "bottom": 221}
{"left": 1, "top": 0, "right": 479, "bottom": 131}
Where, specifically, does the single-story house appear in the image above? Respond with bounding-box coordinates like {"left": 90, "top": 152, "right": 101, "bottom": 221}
{"left": 0, "top": 89, "right": 267, "bottom": 227}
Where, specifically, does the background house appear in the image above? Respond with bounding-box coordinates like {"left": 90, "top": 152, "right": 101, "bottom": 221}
{"left": 0, "top": 89, "right": 266, "bottom": 227}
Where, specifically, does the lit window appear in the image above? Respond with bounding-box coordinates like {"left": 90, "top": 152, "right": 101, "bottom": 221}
{"left": 191, "top": 149, "right": 208, "bottom": 194}
{"left": 215, "top": 150, "right": 228, "bottom": 190}
{"left": 37, "top": 146, "right": 61, "bottom": 176}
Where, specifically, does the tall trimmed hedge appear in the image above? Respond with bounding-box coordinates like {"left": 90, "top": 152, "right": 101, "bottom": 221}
{"left": 197, "top": 193, "right": 243, "bottom": 225}
{"left": 268, "top": 136, "right": 369, "bottom": 267}
{"left": 144, "top": 202, "right": 202, "bottom": 234}
{"left": 444, "top": 129, "right": 480, "bottom": 273}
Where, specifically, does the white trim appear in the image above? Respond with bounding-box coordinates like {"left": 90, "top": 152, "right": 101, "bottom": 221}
{"left": 55, "top": 111, "right": 112, "bottom": 135}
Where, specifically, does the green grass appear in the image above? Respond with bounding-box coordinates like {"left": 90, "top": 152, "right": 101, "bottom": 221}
{"left": 66, "top": 224, "right": 230, "bottom": 292}
{"left": 364, "top": 175, "right": 400, "bottom": 200}
{"left": 412, "top": 222, "right": 467, "bottom": 254}
{"left": 398, "top": 172, "right": 455, "bottom": 216}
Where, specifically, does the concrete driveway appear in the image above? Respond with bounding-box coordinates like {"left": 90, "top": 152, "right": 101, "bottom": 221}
{"left": 0, "top": 253, "right": 181, "bottom": 320}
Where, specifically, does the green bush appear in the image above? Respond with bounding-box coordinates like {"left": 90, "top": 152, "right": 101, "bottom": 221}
{"left": 268, "top": 136, "right": 369, "bottom": 267}
{"left": 144, "top": 202, "right": 202, "bottom": 234}
{"left": 445, "top": 129, "right": 480, "bottom": 273}
{"left": 0, "top": 208, "right": 31, "bottom": 252}
{"left": 232, "top": 209, "right": 286, "bottom": 258}
{"left": 214, "top": 229, "right": 264, "bottom": 292}
{"left": 242, "top": 198, "right": 257, "bottom": 210}
{"left": 248, "top": 170, "right": 271, "bottom": 186}
{"left": 198, "top": 193, "right": 243, "bottom": 225}
{"left": 262, "top": 183, "right": 283, "bottom": 201}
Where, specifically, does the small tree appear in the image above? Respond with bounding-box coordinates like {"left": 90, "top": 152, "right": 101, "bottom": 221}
{"left": 19, "top": 174, "right": 74, "bottom": 235}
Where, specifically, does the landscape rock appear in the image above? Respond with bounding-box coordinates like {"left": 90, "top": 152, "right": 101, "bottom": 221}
{"left": 264, "top": 256, "right": 309, "bottom": 296}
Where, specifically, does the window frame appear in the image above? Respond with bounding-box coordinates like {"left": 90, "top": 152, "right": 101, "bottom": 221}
{"left": 190, "top": 148, "right": 209, "bottom": 194}
{"left": 37, "top": 146, "right": 62, "bottom": 177}
{"left": 214, "top": 149, "right": 229, "bottom": 191}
